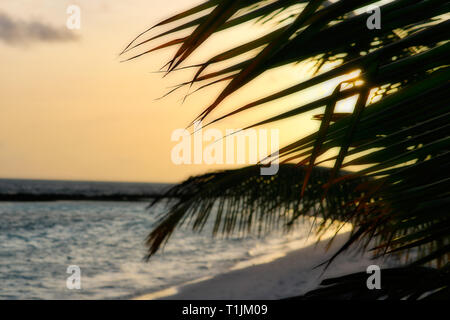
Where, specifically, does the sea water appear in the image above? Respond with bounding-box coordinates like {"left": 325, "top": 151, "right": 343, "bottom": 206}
{"left": 0, "top": 180, "right": 316, "bottom": 300}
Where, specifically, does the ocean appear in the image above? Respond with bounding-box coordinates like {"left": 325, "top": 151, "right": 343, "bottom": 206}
{"left": 0, "top": 179, "right": 317, "bottom": 300}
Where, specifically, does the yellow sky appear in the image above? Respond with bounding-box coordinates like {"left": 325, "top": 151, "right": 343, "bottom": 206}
{"left": 0, "top": 0, "right": 355, "bottom": 183}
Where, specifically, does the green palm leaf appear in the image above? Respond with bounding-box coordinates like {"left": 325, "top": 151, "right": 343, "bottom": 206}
{"left": 125, "top": 0, "right": 450, "bottom": 299}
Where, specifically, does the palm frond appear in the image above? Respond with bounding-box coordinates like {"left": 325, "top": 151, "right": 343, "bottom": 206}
{"left": 146, "top": 164, "right": 367, "bottom": 259}
{"left": 126, "top": 0, "right": 450, "bottom": 297}
{"left": 297, "top": 265, "right": 450, "bottom": 300}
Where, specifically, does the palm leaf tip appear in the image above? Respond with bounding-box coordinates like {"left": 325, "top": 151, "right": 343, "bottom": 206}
{"left": 298, "top": 266, "right": 450, "bottom": 300}
{"left": 145, "top": 164, "right": 368, "bottom": 259}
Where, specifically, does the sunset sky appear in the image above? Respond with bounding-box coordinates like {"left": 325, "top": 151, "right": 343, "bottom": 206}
{"left": 0, "top": 0, "right": 357, "bottom": 183}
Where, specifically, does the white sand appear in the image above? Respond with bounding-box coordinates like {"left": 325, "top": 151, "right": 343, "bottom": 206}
{"left": 135, "top": 233, "right": 395, "bottom": 300}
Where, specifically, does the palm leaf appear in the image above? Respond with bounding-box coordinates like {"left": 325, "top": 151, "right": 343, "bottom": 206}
{"left": 126, "top": 0, "right": 450, "bottom": 299}
{"left": 297, "top": 265, "right": 450, "bottom": 300}
{"left": 146, "top": 164, "right": 368, "bottom": 259}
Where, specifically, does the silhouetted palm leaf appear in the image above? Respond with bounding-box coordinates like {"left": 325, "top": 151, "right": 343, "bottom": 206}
{"left": 145, "top": 165, "right": 368, "bottom": 259}
{"left": 296, "top": 265, "right": 450, "bottom": 300}
{"left": 125, "top": 0, "right": 450, "bottom": 299}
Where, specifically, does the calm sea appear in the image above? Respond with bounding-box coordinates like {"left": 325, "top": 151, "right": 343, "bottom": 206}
{"left": 0, "top": 179, "right": 315, "bottom": 299}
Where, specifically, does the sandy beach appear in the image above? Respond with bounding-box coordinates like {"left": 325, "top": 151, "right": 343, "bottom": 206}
{"left": 135, "top": 232, "right": 395, "bottom": 300}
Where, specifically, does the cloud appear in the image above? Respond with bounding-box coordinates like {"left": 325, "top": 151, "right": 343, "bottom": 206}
{"left": 0, "top": 11, "right": 78, "bottom": 46}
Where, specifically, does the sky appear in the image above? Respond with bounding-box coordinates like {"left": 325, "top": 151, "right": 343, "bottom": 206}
{"left": 0, "top": 1, "right": 356, "bottom": 183}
